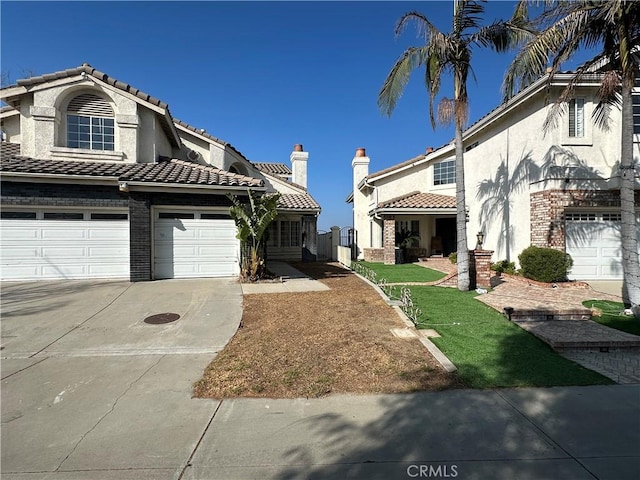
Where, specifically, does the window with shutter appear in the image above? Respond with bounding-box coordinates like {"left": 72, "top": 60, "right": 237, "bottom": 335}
{"left": 66, "top": 94, "right": 115, "bottom": 151}
{"left": 568, "top": 98, "right": 585, "bottom": 138}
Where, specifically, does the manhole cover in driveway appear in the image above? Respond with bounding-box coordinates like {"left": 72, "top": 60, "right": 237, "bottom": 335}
{"left": 144, "top": 313, "right": 180, "bottom": 325}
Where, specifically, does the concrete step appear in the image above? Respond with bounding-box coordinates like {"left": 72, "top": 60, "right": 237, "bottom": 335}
{"left": 513, "top": 319, "right": 640, "bottom": 352}
{"left": 505, "top": 307, "right": 592, "bottom": 322}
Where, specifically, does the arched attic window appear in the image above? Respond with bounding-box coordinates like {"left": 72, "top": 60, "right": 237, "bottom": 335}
{"left": 66, "top": 93, "right": 115, "bottom": 151}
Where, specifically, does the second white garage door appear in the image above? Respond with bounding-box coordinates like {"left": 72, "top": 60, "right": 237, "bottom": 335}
{"left": 566, "top": 212, "right": 639, "bottom": 280}
{"left": 154, "top": 210, "right": 239, "bottom": 279}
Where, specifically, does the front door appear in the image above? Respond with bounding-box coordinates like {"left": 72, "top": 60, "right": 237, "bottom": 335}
{"left": 435, "top": 217, "right": 457, "bottom": 256}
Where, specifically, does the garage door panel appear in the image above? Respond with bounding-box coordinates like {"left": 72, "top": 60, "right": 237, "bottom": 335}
{"left": 1, "top": 227, "right": 40, "bottom": 240}
{"left": 568, "top": 246, "right": 598, "bottom": 258}
{"left": 569, "top": 265, "right": 599, "bottom": 277}
{"left": 197, "top": 245, "right": 237, "bottom": 257}
{"left": 601, "top": 247, "right": 621, "bottom": 258}
{"left": 87, "top": 246, "right": 129, "bottom": 257}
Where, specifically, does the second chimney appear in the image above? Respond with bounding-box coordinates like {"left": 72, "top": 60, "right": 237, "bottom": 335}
{"left": 291, "top": 144, "right": 308, "bottom": 188}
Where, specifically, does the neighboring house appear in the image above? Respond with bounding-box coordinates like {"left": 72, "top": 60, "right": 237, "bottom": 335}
{"left": 348, "top": 69, "right": 640, "bottom": 281}
{"left": 0, "top": 63, "right": 320, "bottom": 281}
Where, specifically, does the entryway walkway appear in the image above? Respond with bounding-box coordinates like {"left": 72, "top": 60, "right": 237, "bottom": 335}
{"left": 240, "top": 261, "right": 330, "bottom": 294}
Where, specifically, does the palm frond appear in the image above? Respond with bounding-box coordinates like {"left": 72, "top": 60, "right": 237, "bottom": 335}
{"left": 378, "top": 46, "right": 428, "bottom": 117}
{"left": 453, "top": 0, "right": 485, "bottom": 36}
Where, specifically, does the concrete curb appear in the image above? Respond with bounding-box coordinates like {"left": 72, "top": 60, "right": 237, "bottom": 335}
{"left": 352, "top": 271, "right": 458, "bottom": 373}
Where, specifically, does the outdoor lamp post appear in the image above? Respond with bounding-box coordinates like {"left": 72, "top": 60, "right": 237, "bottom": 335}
{"left": 476, "top": 231, "right": 484, "bottom": 250}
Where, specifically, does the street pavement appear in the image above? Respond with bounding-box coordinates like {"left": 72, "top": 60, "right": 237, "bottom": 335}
{"left": 2, "top": 277, "right": 639, "bottom": 480}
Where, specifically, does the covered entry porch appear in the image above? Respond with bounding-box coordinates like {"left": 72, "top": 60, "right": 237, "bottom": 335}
{"left": 363, "top": 192, "right": 457, "bottom": 265}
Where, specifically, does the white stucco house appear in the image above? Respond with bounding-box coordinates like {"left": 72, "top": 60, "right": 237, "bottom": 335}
{"left": 348, "top": 68, "right": 640, "bottom": 281}
{"left": 0, "top": 63, "right": 320, "bottom": 281}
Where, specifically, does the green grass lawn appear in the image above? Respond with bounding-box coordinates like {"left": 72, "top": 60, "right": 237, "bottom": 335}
{"left": 582, "top": 300, "right": 640, "bottom": 336}
{"left": 356, "top": 261, "right": 446, "bottom": 283}
{"left": 407, "top": 286, "right": 613, "bottom": 389}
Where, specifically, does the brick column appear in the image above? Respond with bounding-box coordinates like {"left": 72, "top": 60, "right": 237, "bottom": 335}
{"left": 383, "top": 218, "right": 396, "bottom": 265}
{"left": 471, "top": 249, "right": 493, "bottom": 289}
{"left": 129, "top": 192, "right": 152, "bottom": 282}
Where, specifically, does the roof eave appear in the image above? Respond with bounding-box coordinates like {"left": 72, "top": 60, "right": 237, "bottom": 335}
{"left": 0, "top": 172, "right": 120, "bottom": 185}
{"left": 372, "top": 207, "right": 456, "bottom": 216}
{"left": 127, "top": 182, "right": 266, "bottom": 194}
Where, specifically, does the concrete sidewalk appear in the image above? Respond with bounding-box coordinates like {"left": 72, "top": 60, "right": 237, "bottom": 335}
{"left": 2, "top": 384, "right": 639, "bottom": 479}
{"left": 184, "top": 385, "right": 640, "bottom": 480}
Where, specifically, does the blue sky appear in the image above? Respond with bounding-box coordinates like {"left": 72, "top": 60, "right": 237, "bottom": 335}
{"left": 1, "top": 1, "right": 595, "bottom": 230}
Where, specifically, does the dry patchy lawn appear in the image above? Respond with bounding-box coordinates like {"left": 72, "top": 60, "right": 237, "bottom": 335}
{"left": 193, "top": 262, "right": 461, "bottom": 399}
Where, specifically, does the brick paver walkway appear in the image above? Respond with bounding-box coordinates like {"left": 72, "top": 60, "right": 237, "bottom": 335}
{"left": 562, "top": 350, "right": 640, "bottom": 384}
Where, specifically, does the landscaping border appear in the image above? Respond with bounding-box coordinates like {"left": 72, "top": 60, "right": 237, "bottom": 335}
{"left": 351, "top": 269, "right": 458, "bottom": 373}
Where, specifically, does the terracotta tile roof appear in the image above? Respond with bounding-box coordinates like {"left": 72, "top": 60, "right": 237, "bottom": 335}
{"left": 254, "top": 162, "right": 292, "bottom": 175}
{"left": 11, "top": 64, "right": 169, "bottom": 109}
{"left": 0, "top": 142, "right": 20, "bottom": 157}
{"left": 0, "top": 143, "right": 263, "bottom": 188}
{"left": 377, "top": 191, "right": 456, "bottom": 209}
{"left": 277, "top": 193, "right": 321, "bottom": 212}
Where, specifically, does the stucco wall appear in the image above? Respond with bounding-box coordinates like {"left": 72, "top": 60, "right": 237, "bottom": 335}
{"left": 1, "top": 112, "right": 20, "bottom": 142}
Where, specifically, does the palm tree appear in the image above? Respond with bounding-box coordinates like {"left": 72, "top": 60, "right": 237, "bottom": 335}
{"left": 378, "top": 0, "right": 532, "bottom": 291}
{"left": 227, "top": 189, "right": 280, "bottom": 282}
{"left": 503, "top": 0, "right": 640, "bottom": 316}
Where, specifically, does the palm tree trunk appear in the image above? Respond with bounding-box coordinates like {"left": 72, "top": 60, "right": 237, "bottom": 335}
{"left": 455, "top": 123, "right": 471, "bottom": 291}
{"left": 619, "top": 81, "right": 640, "bottom": 316}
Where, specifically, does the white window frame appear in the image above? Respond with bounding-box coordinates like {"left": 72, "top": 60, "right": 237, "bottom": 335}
{"left": 67, "top": 114, "right": 115, "bottom": 151}
{"left": 268, "top": 219, "right": 301, "bottom": 248}
{"left": 562, "top": 97, "right": 592, "bottom": 146}
{"left": 433, "top": 159, "right": 455, "bottom": 186}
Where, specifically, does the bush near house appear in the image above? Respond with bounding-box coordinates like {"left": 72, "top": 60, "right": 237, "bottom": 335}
{"left": 448, "top": 252, "right": 457, "bottom": 264}
{"left": 518, "top": 246, "right": 573, "bottom": 283}
{"left": 491, "top": 259, "right": 517, "bottom": 275}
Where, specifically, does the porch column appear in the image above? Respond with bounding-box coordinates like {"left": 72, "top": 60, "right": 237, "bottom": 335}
{"left": 471, "top": 249, "right": 493, "bottom": 289}
{"left": 383, "top": 219, "right": 395, "bottom": 265}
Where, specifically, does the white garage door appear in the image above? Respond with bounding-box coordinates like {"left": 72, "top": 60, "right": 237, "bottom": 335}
{"left": 566, "top": 212, "right": 640, "bottom": 280}
{"left": 0, "top": 210, "right": 130, "bottom": 280}
{"left": 154, "top": 210, "right": 239, "bottom": 279}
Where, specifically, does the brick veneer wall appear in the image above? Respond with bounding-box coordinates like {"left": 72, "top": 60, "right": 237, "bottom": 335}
{"left": 128, "top": 192, "right": 152, "bottom": 282}
{"left": 1, "top": 181, "right": 128, "bottom": 207}
{"left": 530, "top": 189, "right": 637, "bottom": 250}
{"left": 363, "top": 248, "right": 384, "bottom": 262}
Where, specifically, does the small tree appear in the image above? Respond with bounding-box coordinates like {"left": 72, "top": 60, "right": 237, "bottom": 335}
{"left": 227, "top": 189, "right": 280, "bottom": 282}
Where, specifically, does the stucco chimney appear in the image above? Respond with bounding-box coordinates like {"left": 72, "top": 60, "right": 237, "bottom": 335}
{"left": 426, "top": 146, "right": 434, "bottom": 153}
{"left": 352, "top": 147, "right": 370, "bottom": 187}
{"left": 290, "top": 144, "right": 308, "bottom": 188}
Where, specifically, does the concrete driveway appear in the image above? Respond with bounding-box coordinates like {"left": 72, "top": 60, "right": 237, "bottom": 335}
{"left": 1, "top": 278, "right": 242, "bottom": 479}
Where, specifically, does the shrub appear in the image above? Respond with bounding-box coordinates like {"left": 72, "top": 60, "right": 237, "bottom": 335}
{"left": 518, "top": 246, "right": 573, "bottom": 283}
{"left": 491, "top": 259, "right": 517, "bottom": 275}
{"left": 448, "top": 252, "right": 457, "bottom": 264}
